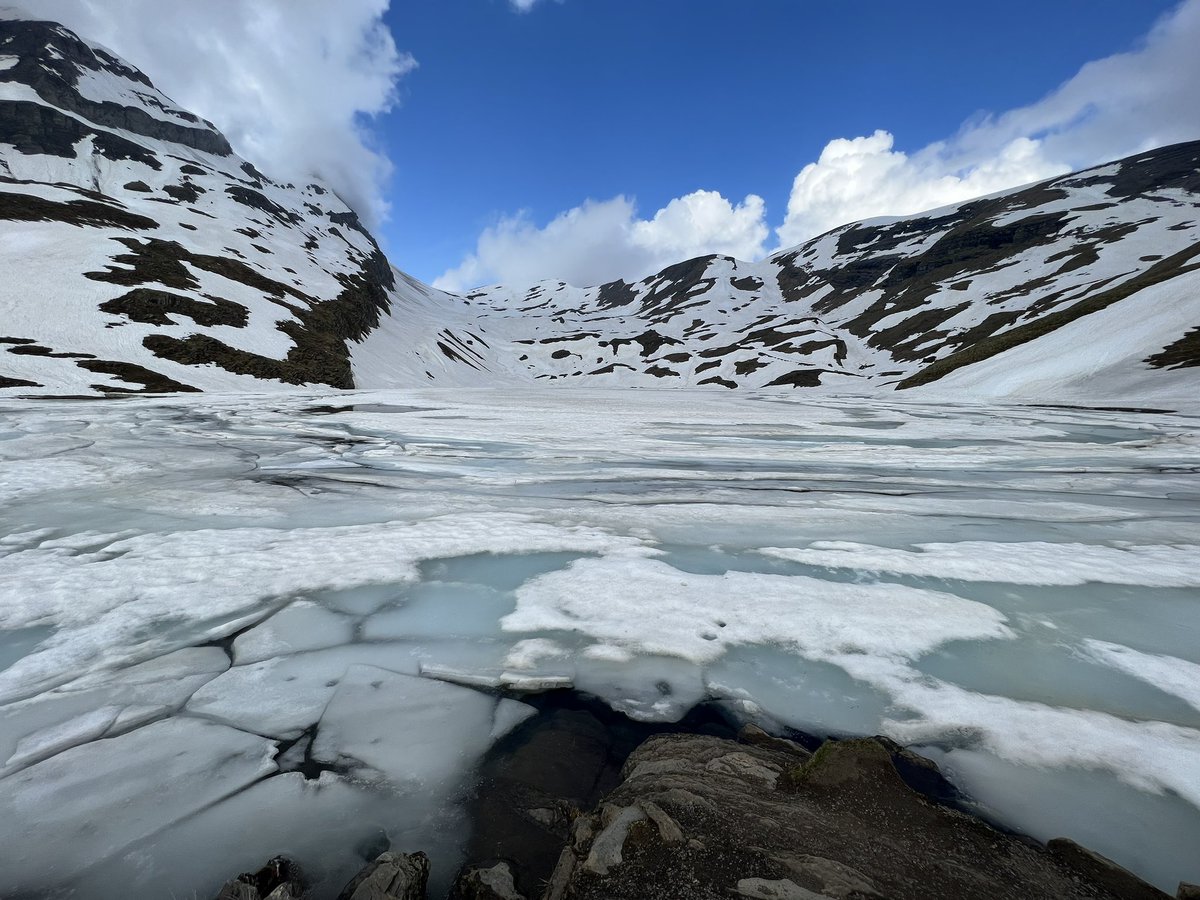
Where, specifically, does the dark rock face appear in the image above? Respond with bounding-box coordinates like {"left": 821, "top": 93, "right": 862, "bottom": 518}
{"left": 542, "top": 733, "right": 1169, "bottom": 900}
{"left": 0, "top": 19, "right": 232, "bottom": 155}
{"left": 335, "top": 851, "right": 430, "bottom": 900}
{"left": 213, "top": 856, "right": 303, "bottom": 900}
{"left": 0, "top": 187, "right": 160, "bottom": 230}
{"left": 450, "top": 862, "right": 526, "bottom": 900}
{"left": 0, "top": 99, "right": 163, "bottom": 165}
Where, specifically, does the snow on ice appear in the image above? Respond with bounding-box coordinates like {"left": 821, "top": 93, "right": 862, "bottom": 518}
{"left": 0, "top": 387, "right": 1198, "bottom": 897}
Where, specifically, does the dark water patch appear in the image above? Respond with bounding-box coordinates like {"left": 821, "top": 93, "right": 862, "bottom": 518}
{"left": 455, "top": 687, "right": 981, "bottom": 898}
{"left": 456, "top": 691, "right": 745, "bottom": 897}
{"left": 274, "top": 724, "right": 352, "bottom": 781}
{"left": 1028, "top": 403, "right": 1178, "bottom": 415}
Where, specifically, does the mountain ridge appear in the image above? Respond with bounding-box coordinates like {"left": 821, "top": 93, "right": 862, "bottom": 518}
{"left": 2, "top": 16, "right": 1198, "bottom": 403}
{"left": 1, "top": 16, "right": 395, "bottom": 395}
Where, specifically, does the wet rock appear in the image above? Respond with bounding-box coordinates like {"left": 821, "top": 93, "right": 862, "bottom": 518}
{"left": 737, "top": 723, "right": 812, "bottom": 760}
{"left": 544, "top": 732, "right": 1165, "bottom": 900}
{"left": 1047, "top": 839, "right": 1171, "bottom": 900}
{"left": 450, "top": 861, "right": 526, "bottom": 900}
{"left": 336, "top": 851, "right": 430, "bottom": 900}
{"left": 213, "top": 856, "right": 302, "bottom": 900}
{"left": 336, "top": 854, "right": 429, "bottom": 900}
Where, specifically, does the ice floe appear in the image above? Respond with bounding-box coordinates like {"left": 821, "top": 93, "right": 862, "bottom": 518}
{"left": 0, "top": 388, "right": 1197, "bottom": 895}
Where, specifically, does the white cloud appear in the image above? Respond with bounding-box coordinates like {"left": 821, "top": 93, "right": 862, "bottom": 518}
{"left": 508, "top": 0, "right": 559, "bottom": 11}
{"left": 14, "top": 0, "right": 414, "bottom": 228}
{"left": 775, "top": 131, "right": 1065, "bottom": 248}
{"left": 777, "top": 0, "right": 1200, "bottom": 248}
{"left": 434, "top": 190, "right": 768, "bottom": 291}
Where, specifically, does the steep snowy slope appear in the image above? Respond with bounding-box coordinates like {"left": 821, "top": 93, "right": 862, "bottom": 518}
{"left": 356, "top": 142, "right": 1200, "bottom": 401}
{"left": 0, "top": 16, "right": 400, "bottom": 395}
{"left": 774, "top": 143, "right": 1200, "bottom": 399}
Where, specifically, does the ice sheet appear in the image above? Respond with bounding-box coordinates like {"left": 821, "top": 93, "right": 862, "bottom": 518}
{"left": 0, "top": 388, "right": 1197, "bottom": 895}
{"left": 758, "top": 540, "right": 1200, "bottom": 586}
{"left": 0, "top": 717, "right": 277, "bottom": 893}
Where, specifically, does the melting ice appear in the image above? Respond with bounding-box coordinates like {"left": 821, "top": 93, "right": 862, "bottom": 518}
{"left": 0, "top": 388, "right": 1198, "bottom": 897}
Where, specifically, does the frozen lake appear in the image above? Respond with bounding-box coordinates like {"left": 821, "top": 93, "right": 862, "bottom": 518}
{"left": 1, "top": 388, "right": 1198, "bottom": 897}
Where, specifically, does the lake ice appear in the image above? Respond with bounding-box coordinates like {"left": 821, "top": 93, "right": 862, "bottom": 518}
{"left": 0, "top": 388, "right": 1198, "bottom": 897}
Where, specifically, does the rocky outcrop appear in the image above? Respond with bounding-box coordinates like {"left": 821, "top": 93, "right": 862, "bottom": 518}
{"left": 0, "top": 18, "right": 232, "bottom": 155}
{"left": 214, "top": 852, "right": 429, "bottom": 900}
{"left": 210, "top": 723, "right": 1186, "bottom": 900}
{"left": 335, "top": 851, "right": 430, "bottom": 900}
{"left": 450, "top": 862, "right": 527, "bottom": 900}
{"left": 453, "top": 706, "right": 642, "bottom": 898}
{"left": 213, "top": 856, "right": 303, "bottom": 900}
{"left": 541, "top": 732, "right": 1170, "bottom": 900}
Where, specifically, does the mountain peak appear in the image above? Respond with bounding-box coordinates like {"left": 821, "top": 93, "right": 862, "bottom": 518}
{"left": 1, "top": 17, "right": 397, "bottom": 395}
{"left": 0, "top": 17, "right": 231, "bottom": 156}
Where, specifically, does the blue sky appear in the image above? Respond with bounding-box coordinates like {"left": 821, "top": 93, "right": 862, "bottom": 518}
{"left": 378, "top": 0, "right": 1185, "bottom": 286}
{"left": 39, "top": 0, "right": 1200, "bottom": 289}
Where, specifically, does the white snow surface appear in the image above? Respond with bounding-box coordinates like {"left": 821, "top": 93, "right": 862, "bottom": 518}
{"left": 0, "top": 388, "right": 1198, "bottom": 896}
{"left": 758, "top": 540, "right": 1200, "bottom": 587}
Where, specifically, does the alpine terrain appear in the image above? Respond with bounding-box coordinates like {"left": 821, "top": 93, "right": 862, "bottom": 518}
{"left": 2, "top": 14, "right": 1200, "bottom": 900}
{"left": 2, "top": 16, "right": 1199, "bottom": 402}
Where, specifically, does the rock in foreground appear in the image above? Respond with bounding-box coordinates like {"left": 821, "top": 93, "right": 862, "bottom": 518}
{"left": 541, "top": 732, "right": 1170, "bottom": 900}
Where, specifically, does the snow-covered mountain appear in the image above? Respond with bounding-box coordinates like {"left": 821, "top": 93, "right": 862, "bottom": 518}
{"left": 2, "top": 16, "right": 1198, "bottom": 402}
{"left": 0, "top": 16, "right": 397, "bottom": 395}
{"left": 360, "top": 143, "right": 1200, "bottom": 402}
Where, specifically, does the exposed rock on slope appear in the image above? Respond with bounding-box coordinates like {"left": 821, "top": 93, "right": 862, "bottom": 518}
{"left": 357, "top": 142, "right": 1200, "bottom": 401}
{"left": 0, "top": 17, "right": 395, "bottom": 395}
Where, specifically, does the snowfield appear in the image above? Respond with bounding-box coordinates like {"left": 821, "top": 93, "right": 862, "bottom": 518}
{"left": 0, "top": 388, "right": 1198, "bottom": 897}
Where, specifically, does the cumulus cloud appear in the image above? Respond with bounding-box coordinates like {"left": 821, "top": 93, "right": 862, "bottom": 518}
{"left": 17, "top": 0, "right": 414, "bottom": 227}
{"left": 775, "top": 132, "right": 1064, "bottom": 247}
{"left": 441, "top": 0, "right": 1200, "bottom": 288}
{"left": 778, "top": 0, "right": 1200, "bottom": 247}
{"left": 435, "top": 190, "right": 768, "bottom": 291}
